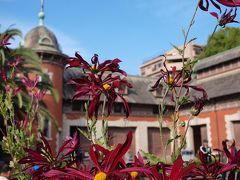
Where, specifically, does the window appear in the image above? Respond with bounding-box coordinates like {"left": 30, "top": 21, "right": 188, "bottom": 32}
{"left": 72, "top": 101, "right": 82, "bottom": 111}
{"left": 168, "top": 59, "right": 182, "bottom": 63}
{"left": 148, "top": 127, "right": 170, "bottom": 158}
{"left": 39, "top": 36, "right": 54, "bottom": 47}
{"left": 42, "top": 118, "right": 51, "bottom": 139}
{"left": 192, "top": 125, "right": 207, "bottom": 153}
{"left": 152, "top": 65, "right": 156, "bottom": 71}
{"left": 43, "top": 69, "right": 53, "bottom": 81}
{"left": 118, "top": 84, "right": 128, "bottom": 95}
{"left": 108, "top": 127, "right": 136, "bottom": 162}
{"left": 114, "top": 103, "right": 123, "bottom": 113}
{"left": 70, "top": 126, "right": 91, "bottom": 158}
{"left": 152, "top": 86, "right": 163, "bottom": 97}
{"left": 152, "top": 105, "right": 159, "bottom": 115}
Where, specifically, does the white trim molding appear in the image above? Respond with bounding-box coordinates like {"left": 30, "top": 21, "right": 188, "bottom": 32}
{"left": 186, "top": 117, "right": 212, "bottom": 153}
{"left": 225, "top": 111, "right": 240, "bottom": 140}
{"left": 62, "top": 114, "right": 168, "bottom": 153}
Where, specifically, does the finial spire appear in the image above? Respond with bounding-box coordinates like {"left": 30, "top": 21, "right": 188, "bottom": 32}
{"left": 38, "top": 0, "right": 45, "bottom": 26}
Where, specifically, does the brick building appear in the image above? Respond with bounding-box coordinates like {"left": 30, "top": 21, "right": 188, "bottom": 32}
{"left": 182, "top": 47, "right": 240, "bottom": 153}
{"left": 21, "top": 2, "right": 240, "bottom": 159}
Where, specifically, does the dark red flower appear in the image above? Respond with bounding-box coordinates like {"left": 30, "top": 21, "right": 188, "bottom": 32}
{"left": 216, "top": 0, "right": 240, "bottom": 7}
{"left": 222, "top": 140, "right": 240, "bottom": 165}
{"left": 67, "top": 53, "right": 132, "bottom": 118}
{"left": 0, "top": 33, "right": 12, "bottom": 48}
{"left": 191, "top": 97, "right": 206, "bottom": 116}
{"left": 21, "top": 76, "right": 46, "bottom": 100}
{"left": 151, "top": 57, "right": 207, "bottom": 100}
{"left": 210, "top": 8, "right": 238, "bottom": 27}
{"left": 67, "top": 53, "right": 127, "bottom": 76}
{"left": 199, "top": 0, "right": 240, "bottom": 12}
{"left": 128, "top": 152, "right": 160, "bottom": 179}
{"left": 222, "top": 140, "right": 240, "bottom": 179}
{"left": 22, "top": 76, "right": 39, "bottom": 94}
{"left": 199, "top": 0, "right": 222, "bottom": 12}
{"left": 70, "top": 72, "right": 132, "bottom": 118}
{"left": 5, "top": 85, "right": 21, "bottom": 96}
{"left": 88, "top": 131, "right": 154, "bottom": 179}
{"left": 14, "top": 116, "right": 29, "bottom": 130}
{"left": 190, "top": 151, "right": 235, "bottom": 179}
{"left": 7, "top": 56, "right": 23, "bottom": 70}
{"left": 158, "top": 156, "right": 195, "bottom": 180}
{"left": 19, "top": 133, "right": 79, "bottom": 179}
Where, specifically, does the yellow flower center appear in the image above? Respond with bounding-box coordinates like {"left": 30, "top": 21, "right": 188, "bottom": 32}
{"left": 130, "top": 171, "right": 138, "bottom": 178}
{"left": 167, "top": 75, "right": 174, "bottom": 85}
{"left": 91, "top": 65, "right": 97, "bottom": 71}
{"left": 103, "top": 84, "right": 111, "bottom": 90}
{"left": 94, "top": 172, "right": 107, "bottom": 180}
{"left": 207, "top": 173, "right": 212, "bottom": 177}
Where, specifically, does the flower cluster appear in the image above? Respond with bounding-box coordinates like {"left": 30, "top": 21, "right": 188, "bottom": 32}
{"left": 22, "top": 76, "right": 46, "bottom": 101}
{"left": 19, "top": 131, "right": 196, "bottom": 180}
{"left": 199, "top": 0, "right": 239, "bottom": 27}
{"left": 19, "top": 130, "right": 240, "bottom": 179}
{"left": 19, "top": 133, "right": 79, "bottom": 179}
{"left": 0, "top": 32, "right": 12, "bottom": 49}
{"left": 19, "top": 131, "right": 146, "bottom": 179}
{"left": 151, "top": 57, "right": 208, "bottom": 116}
{"left": 67, "top": 53, "right": 132, "bottom": 118}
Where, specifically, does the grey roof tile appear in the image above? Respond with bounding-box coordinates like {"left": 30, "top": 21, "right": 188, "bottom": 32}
{"left": 197, "top": 74, "right": 240, "bottom": 99}
{"left": 63, "top": 69, "right": 165, "bottom": 105}
{"left": 195, "top": 46, "right": 240, "bottom": 72}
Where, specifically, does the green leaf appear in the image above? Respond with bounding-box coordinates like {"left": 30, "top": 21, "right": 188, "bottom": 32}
{"left": 188, "top": 37, "right": 197, "bottom": 44}
{"left": 17, "top": 93, "right": 23, "bottom": 108}
{"left": 141, "top": 150, "right": 162, "bottom": 165}
{"left": 182, "top": 28, "right": 186, "bottom": 38}
{"left": 170, "top": 43, "right": 183, "bottom": 55}
{"left": 167, "top": 135, "right": 181, "bottom": 145}
{"left": 167, "top": 138, "right": 174, "bottom": 146}
{"left": 78, "top": 128, "right": 90, "bottom": 140}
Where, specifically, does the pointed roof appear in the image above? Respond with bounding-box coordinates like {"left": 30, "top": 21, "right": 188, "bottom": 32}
{"left": 24, "top": 26, "right": 61, "bottom": 53}
{"left": 23, "top": 0, "right": 61, "bottom": 53}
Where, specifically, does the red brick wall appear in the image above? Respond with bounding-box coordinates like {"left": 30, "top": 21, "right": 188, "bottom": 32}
{"left": 43, "top": 63, "right": 63, "bottom": 152}
{"left": 180, "top": 107, "right": 239, "bottom": 149}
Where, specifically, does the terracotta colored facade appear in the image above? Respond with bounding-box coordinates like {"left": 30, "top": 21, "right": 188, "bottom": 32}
{"left": 23, "top": 23, "right": 240, "bottom": 159}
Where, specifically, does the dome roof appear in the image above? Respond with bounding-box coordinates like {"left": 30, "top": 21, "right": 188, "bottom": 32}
{"left": 24, "top": 26, "right": 61, "bottom": 53}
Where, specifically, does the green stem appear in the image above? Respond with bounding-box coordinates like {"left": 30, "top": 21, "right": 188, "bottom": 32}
{"left": 158, "top": 87, "right": 169, "bottom": 162}
{"left": 208, "top": 25, "right": 218, "bottom": 43}
{"left": 180, "top": 114, "right": 192, "bottom": 149}
{"left": 101, "top": 96, "right": 109, "bottom": 148}
{"left": 172, "top": 0, "right": 200, "bottom": 159}
{"left": 182, "top": 0, "right": 201, "bottom": 64}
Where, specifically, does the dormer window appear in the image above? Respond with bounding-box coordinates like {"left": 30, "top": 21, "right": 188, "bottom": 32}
{"left": 39, "top": 36, "right": 54, "bottom": 47}
{"left": 118, "top": 84, "right": 128, "bottom": 95}
{"left": 152, "top": 86, "right": 163, "bottom": 98}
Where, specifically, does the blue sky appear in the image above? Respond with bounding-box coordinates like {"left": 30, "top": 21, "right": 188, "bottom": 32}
{"left": 0, "top": 0, "right": 234, "bottom": 75}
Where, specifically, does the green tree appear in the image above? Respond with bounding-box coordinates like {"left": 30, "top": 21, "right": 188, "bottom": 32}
{"left": 198, "top": 27, "right": 240, "bottom": 59}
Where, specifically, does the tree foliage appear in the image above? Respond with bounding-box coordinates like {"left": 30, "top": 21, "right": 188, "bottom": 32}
{"left": 198, "top": 27, "right": 240, "bottom": 59}
{"left": 0, "top": 27, "right": 58, "bottom": 178}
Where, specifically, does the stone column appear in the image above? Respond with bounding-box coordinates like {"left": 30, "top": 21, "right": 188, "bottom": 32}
{"left": 135, "top": 124, "right": 148, "bottom": 153}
